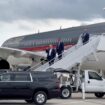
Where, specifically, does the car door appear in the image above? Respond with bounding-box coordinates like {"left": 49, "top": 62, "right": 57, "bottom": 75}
{"left": 10, "top": 72, "right": 33, "bottom": 99}
{"left": 0, "top": 73, "right": 14, "bottom": 98}
{"left": 85, "top": 71, "right": 104, "bottom": 92}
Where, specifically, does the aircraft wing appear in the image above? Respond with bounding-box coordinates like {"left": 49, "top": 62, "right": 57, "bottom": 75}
{"left": 0, "top": 47, "right": 46, "bottom": 60}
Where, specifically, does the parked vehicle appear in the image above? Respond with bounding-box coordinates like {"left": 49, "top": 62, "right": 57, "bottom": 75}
{"left": 53, "top": 69, "right": 72, "bottom": 99}
{"left": 82, "top": 70, "right": 105, "bottom": 98}
{"left": 0, "top": 71, "right": 60, "bottom": 105}
{"left": 52, "top": 68, "right": 105, "bottom": 99}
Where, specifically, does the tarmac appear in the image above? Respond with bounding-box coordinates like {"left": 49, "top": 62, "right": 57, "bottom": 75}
{"left": 0, "top": 93, "right": 105, "bottom": 105}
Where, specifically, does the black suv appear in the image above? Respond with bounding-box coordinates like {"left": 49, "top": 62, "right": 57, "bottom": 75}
{"left": 0, "top": 71, "right": 60, "bottom": 105}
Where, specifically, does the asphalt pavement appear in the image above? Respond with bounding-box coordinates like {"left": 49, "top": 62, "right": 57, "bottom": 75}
{"left": 0, "top": 93, "right": 105, "bottom": 105}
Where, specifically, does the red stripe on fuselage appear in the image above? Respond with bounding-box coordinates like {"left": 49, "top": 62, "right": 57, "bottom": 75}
{"left": 21, "top": 44, "right": 75, "bottom": 51}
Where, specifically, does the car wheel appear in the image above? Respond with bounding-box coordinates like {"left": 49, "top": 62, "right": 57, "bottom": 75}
{"left": 25, "top": 99, "right": 33, "bottom": 103}
{"left": 33, "top": 91, "right": 47, "bottom": 105}
{"left": 95, "top": 93, "right": 104, "bottom": 98}
{"left": 60, "top": 87, "right": 71, "bottom": 99}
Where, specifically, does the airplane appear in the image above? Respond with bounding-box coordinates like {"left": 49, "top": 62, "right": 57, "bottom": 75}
{"left": 1, "top": 22, "right": 105, "bottom": 72}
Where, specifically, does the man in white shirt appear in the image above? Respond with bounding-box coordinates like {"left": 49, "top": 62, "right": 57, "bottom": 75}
{"left": 46, "top": 45, "right": 56, "bottom": 65}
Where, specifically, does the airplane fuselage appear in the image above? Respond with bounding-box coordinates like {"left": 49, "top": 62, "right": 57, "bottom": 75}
{"left": 2, "top": 22, "right": 105, "bottom": 51}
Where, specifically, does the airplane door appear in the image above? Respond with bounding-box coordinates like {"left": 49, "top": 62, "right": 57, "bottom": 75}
{"left": 85, "top": 71, "right": 104, "bottom": 92}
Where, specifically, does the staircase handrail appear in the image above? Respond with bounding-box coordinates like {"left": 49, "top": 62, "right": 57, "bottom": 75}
{"left": 30, "top": 34, "right": 99, "bottom": 71}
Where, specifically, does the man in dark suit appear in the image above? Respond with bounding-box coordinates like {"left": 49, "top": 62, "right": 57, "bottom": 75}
{"left": 81, "top": 29, "right": 90, "bottom": 45}
{"left": 46, "top": 45, "right": 56, "bottom": 65}
{"left": 56, "top": 38, "right": 64, "bottom": 60}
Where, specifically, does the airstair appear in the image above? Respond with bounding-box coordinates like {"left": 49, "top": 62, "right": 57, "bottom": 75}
{"left": 32, "top": 35, "right": 101, "bottom": 71}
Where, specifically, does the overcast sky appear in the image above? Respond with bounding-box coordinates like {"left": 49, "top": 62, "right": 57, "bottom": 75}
{"left": 0, "top": 0, "right": 105, "bottom": 45}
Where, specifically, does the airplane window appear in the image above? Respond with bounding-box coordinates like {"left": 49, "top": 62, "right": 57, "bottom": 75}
{"left": 32, "top": 41, "right": 36, "bottom": 46}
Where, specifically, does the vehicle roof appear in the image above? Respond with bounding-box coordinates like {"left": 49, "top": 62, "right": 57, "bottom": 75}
{"left": 0, "top": 70, "right": 53, "bottom": 75}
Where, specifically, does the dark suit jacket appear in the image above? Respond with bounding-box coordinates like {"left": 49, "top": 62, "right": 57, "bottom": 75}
{"left": 82, "top": 33, "right": 90, "bottom": 44}
{"left": 46, "top": 48, "right": 56, "bottom": 61}
{"left": 56, "top": 42, "right": 64, "bottom": 54}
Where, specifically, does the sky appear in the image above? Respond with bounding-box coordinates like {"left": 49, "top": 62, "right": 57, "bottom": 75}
{"left": 0, "top": 0, "right": 105, "bottom": 46}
